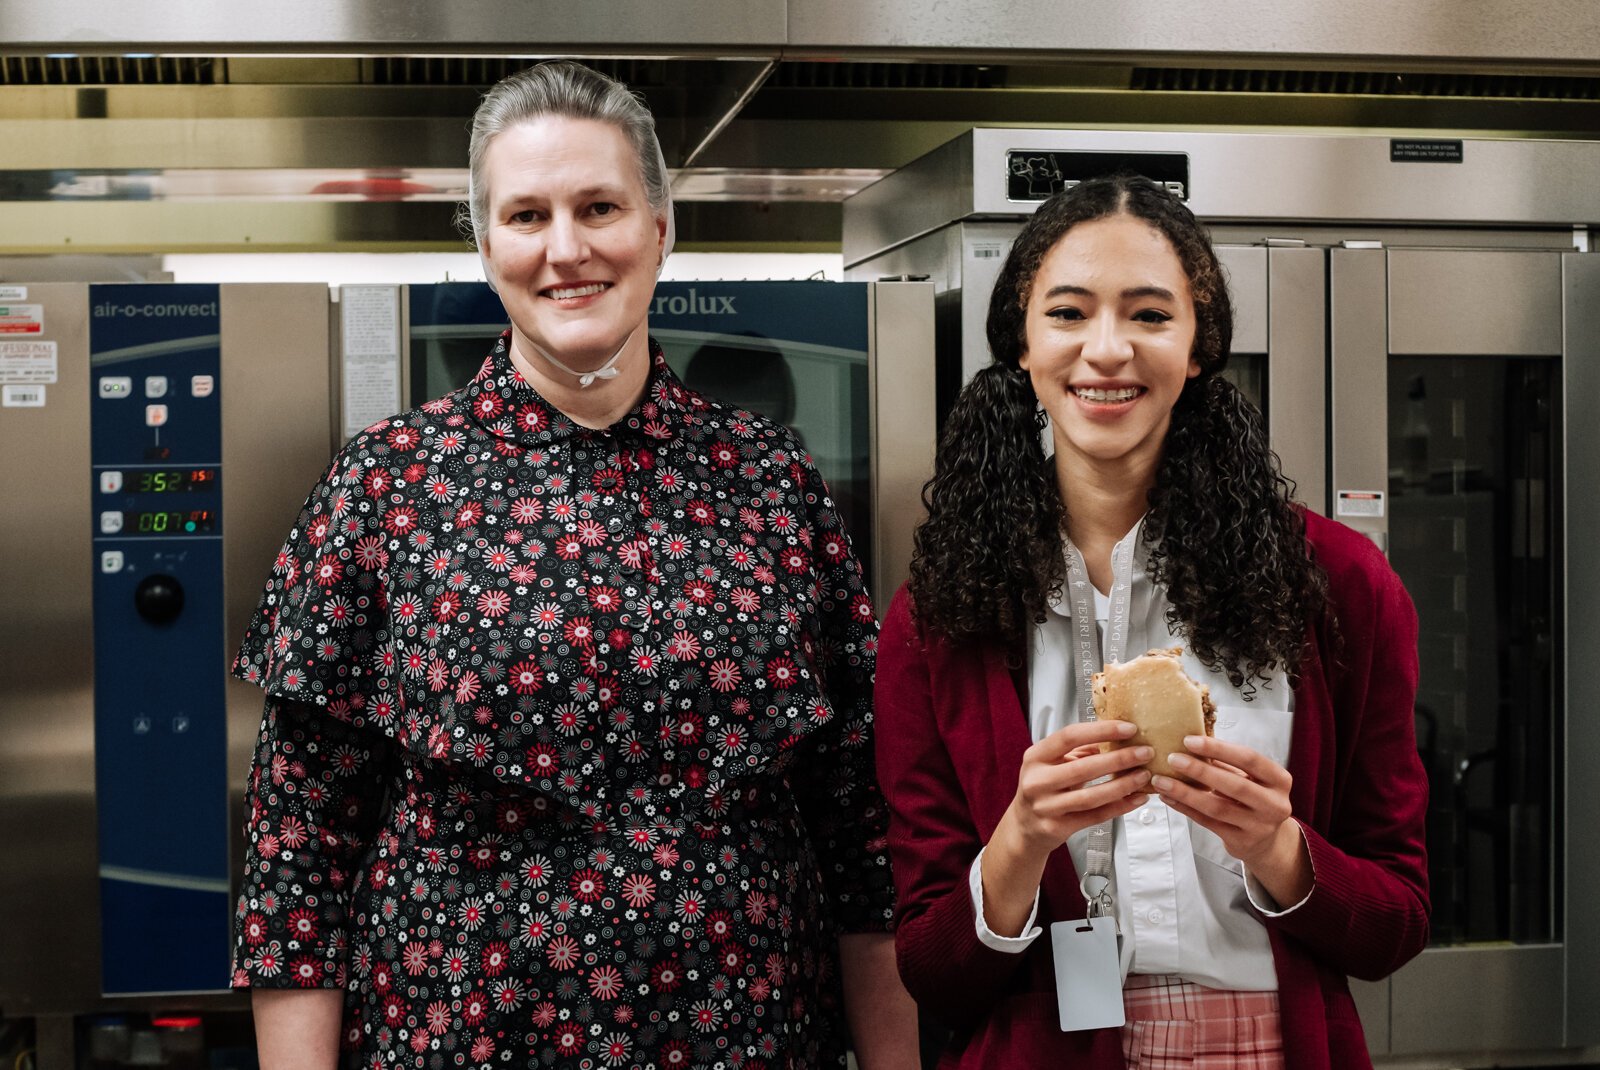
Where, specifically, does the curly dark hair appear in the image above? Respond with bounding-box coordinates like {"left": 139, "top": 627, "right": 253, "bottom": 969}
{"left": 909, "top": 174, "right": 1327, "bottom": 689}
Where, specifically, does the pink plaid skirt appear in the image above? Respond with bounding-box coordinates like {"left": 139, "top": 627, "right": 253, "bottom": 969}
{"left": 1119, "top": 974, "right": 1285, "bottom": 1070}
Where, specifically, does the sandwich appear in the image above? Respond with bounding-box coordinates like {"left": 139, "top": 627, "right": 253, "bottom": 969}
{"left": 1091, "top": 647, "right": 1216, "bottom": 784}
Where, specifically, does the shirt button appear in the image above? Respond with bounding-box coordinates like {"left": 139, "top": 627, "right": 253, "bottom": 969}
{"left": 1139, "top": 808, "right": 1157, "bottom": 826}
{"left": 1148, "top": 908, "right": 1164, "bottom": 925}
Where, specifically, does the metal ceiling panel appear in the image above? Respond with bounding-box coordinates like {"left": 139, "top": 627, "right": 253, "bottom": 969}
{"left": 787, "top": 0, "right": 1600, "bottom": 72}
{"left": 0, "top": 0, "right": 787, "bottom": 54}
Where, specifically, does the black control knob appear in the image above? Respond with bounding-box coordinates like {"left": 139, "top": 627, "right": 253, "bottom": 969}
{"left": 134, "top": 574, "right": 185, "bottom": 626}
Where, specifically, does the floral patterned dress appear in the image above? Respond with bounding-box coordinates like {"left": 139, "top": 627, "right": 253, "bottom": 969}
{"left": 231, "top": 334, "right": 894, "bottom": 1069}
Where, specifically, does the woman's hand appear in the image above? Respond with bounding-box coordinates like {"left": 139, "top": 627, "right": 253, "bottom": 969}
{"left": 1152, "top": 735, "right": 1313, "bottom": 907}
{"left": 1006, "top": 719, "right": 1154, "bottom": 857}
{"left": 980, "top": 719, "right": 1152, "bottom": 937}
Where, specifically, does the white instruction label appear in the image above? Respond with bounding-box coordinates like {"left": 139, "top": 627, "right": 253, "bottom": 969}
{"left": 1336, "top": 489, "right": 1386, "bottom": 518}
{"left": 0, "top": 286, "right": 26, "bottom": 301}
{"left": 0, "top": 340, "right": 57, "bottom": 383}
{"left": 3, "top": 384, "right": 46, "bottom": 407}
{"left": 340, "top": 285, "right": 402, "bottom": 439}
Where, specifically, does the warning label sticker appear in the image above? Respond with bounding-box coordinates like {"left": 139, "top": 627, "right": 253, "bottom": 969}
{"left": 0, "top": 303, "right": 44, "bottom": 334}
{"left": 1336, "top": 489, "right": 1386, "bottom": 518}
{"left": 0, "top": 340, "right": 58, "bottom": 383}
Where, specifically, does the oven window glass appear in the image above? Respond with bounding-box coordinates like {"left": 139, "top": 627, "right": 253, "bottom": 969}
{"left": 1388, "top": 356, "right": 1560, "bottom": 946}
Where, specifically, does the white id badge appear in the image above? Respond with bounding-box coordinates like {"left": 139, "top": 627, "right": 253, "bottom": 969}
{"left": 1049, "top": 917, "right": 1125, "bottom": 1032}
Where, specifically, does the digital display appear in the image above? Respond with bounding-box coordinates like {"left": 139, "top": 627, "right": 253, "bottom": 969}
{"left": 134, "top": 468, "right": 217, "bottom": 493}
{"left": 124, "top": 510, "right": 215, "bottom": 535}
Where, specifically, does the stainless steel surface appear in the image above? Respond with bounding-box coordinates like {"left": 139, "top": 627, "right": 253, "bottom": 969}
{"left": 1562, "top": 251, "right": 1600, "bottom": 1048}
{"left": 1391, "top": 946, "right": 1565, "bottom": 1052}
{"left": 1267, "top": 246, "right": 1328, "bottom": 514}
{"left": 0, "top": 283, "right": 100, "bottom": 1014}
{"left": 9, "top": 0, "right": 1600, "bottom": 70}
{"left": 0, "top": 0, "right": 787, "bottom": 53}
{"left": 1352, "top": 977, "right": 1391, "bottom": 1054}
{"left": 220, "top": 285, "right": 337, "bottom": 903}
{"left": 866, "top": 281, "right": 936, "bottom": 613}
{"left": 1329, "top": 248, "right": 1389, "bottom": 545}
{"left": 0, "top": 200, "right": 846, "bottom": 254}
{"left": 1389, "top": 250, "right": 1563, "bottom": 356}
{"left": 844, "top": 130, "right": 1600, "bottom": 267}
{"left": 1218, "top": 245, "right": 1267, "bottom": 356}
{"left": 1331, "top": 246, "right": 1578, "bottom": 1055}
{"left": 786, "top": 0, "right": 1600, "bottom": 69}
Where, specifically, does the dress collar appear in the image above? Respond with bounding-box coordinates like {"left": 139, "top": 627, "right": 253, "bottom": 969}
{"left": 458, "top": 330, "right": 697, "bottom": 447}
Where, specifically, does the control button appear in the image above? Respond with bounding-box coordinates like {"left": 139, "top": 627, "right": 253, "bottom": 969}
{"left": 171, "top": 715, "right": 190, "bottom": 734}
{"left": 133, "top": 716, "right": 152, "bottom": 735}
{"left": 99, "top": 470, "right": 123, "bottom": 494}
{"left": 100, "top": 550, "right": 124, "bottom": 573}
{"left": 145, "top": 403, "right": 168, "bottom": 427}
{"left": 98, "top": 376, "right": 133, "bottom": 399}
{"left": 134, "top": 573, "right": 185, "bottom": 625}
{"left": 190, "top": 374, "right": 215, "bottom": 398}
{"left": 144, "top": 375, "right": 169, "bottom": 399}
{"left": 99, "top": 511, "right": 124, "bottom": 534}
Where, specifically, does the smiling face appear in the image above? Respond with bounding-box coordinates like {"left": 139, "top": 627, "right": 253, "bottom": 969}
{"left": 1020, "top": 213, "right": 1200, "bottom": 484}
{"left": 479, "top": 116, "right": 667, "bottom": 370}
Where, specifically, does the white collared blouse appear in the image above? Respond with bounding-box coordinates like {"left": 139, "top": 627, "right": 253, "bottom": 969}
{"left": 969, "top": 519, "right": 1310, "bottom": 991}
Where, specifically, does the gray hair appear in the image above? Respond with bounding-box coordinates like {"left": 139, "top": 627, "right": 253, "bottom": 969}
{"left": 462, "top": 60, "right": 671, "bottom": 250}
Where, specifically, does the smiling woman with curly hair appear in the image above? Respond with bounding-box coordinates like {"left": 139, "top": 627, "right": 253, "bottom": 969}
{"left": 874, "top": 175, "right": 1429, "bottom": 1070}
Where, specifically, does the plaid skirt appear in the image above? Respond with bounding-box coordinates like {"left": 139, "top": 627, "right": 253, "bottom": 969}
{"left": 1119, "top": 974, "right": 1285, "bottom": 1070}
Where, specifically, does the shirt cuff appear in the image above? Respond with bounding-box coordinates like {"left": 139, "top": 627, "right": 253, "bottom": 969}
{"left": 969, "top": 846, "right": 1044, "bottom": 952}
{"left": 1243, "top": 820, "right": 1316, "bottom": 916}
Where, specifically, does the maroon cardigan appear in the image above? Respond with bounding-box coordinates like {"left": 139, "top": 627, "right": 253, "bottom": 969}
{"left": 874, "top": 512, "right": 1429, "bottom": 1070}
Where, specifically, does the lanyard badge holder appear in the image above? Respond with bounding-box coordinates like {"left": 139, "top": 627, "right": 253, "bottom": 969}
{"left": 1050, "top": 536, "right": 1136, "bottom": 1032}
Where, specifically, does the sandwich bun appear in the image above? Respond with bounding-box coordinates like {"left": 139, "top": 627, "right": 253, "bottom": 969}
{"left": 1091, "top": 647, "right": 1216, "bottom": 784}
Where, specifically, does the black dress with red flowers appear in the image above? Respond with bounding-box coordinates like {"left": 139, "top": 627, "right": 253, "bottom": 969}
{"left": 231, "top": 335, "right": 894, "bottom": 1069}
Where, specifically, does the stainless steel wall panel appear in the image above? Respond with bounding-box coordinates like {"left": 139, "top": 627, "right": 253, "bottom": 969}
{"left": 0, "top": 0, "right": 787, "bottom": 54}
{"left": 1219, "top": 245, "right": 1267, "bottom": 355}
{"left": 0, "top": 282, "right": 102, "bottom": 1014}
{"left": 1561, "top": 251, "right": 1600, "bottom": 1047}
{"left": 1390, "top": 946, "right": 1565, "bottom": 1052}
{"left": 219, "top": 285, "right": 336, "bottom": 883}
{"left": 1329, "top": 248, "right": 1389, "bottom": 546}
{"left": 867, "top": 281, "right": 936, "bottom": 613}
{"left": 1267, "top": 246, "right": 1329, "bottom": 515}
{"left": 787, "top": 0, "right": 1600, "bottom": 70}
{"left": 1388, "top": 250, "right": 1563, "bottom": 356}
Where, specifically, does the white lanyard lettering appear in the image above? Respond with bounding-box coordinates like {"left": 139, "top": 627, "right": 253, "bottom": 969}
{"left": 1062, "top": 525, "right": 1139, "bottom": 923}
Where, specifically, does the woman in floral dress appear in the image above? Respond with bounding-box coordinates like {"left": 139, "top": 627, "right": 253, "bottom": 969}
{"left": 231, "top": 61, "right": 917, "bottom": 1070}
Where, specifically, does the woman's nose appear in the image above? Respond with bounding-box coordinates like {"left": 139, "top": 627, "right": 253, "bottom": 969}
{"left": 544, "top": 213, "right": 589, "bottom": 265}
{"left": 1082, "top": 313, "right": 1134, "bottom": 367}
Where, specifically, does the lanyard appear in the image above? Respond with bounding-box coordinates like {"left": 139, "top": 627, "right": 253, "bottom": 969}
{"left": 1062, "top": 524, "right": 1140, "bottom": 922}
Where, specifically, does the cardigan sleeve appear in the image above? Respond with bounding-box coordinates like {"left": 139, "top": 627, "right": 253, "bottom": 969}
{"left": 874, "top": 587, "right": 1036, "bottom": 1024}
{"left": 1261, "top": 541, "right": 1431, "bottom": 981}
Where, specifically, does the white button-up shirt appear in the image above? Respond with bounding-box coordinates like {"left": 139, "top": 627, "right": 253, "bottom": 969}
{"left": 968, "top": 520, "right": 1310, "bottom": 991}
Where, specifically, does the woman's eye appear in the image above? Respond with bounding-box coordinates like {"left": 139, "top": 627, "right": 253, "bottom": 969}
{"left": 1046, "top": 307, "right": 1085, "bottom": 321}
{"left": 1134, "top": 309, "right": 1172, "bottom": 324}
{"left": 590, "top": 202, "right": 618, "bottom": 217}
{"left": 510, "top": 209, "right": 539, "bottom": 225}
